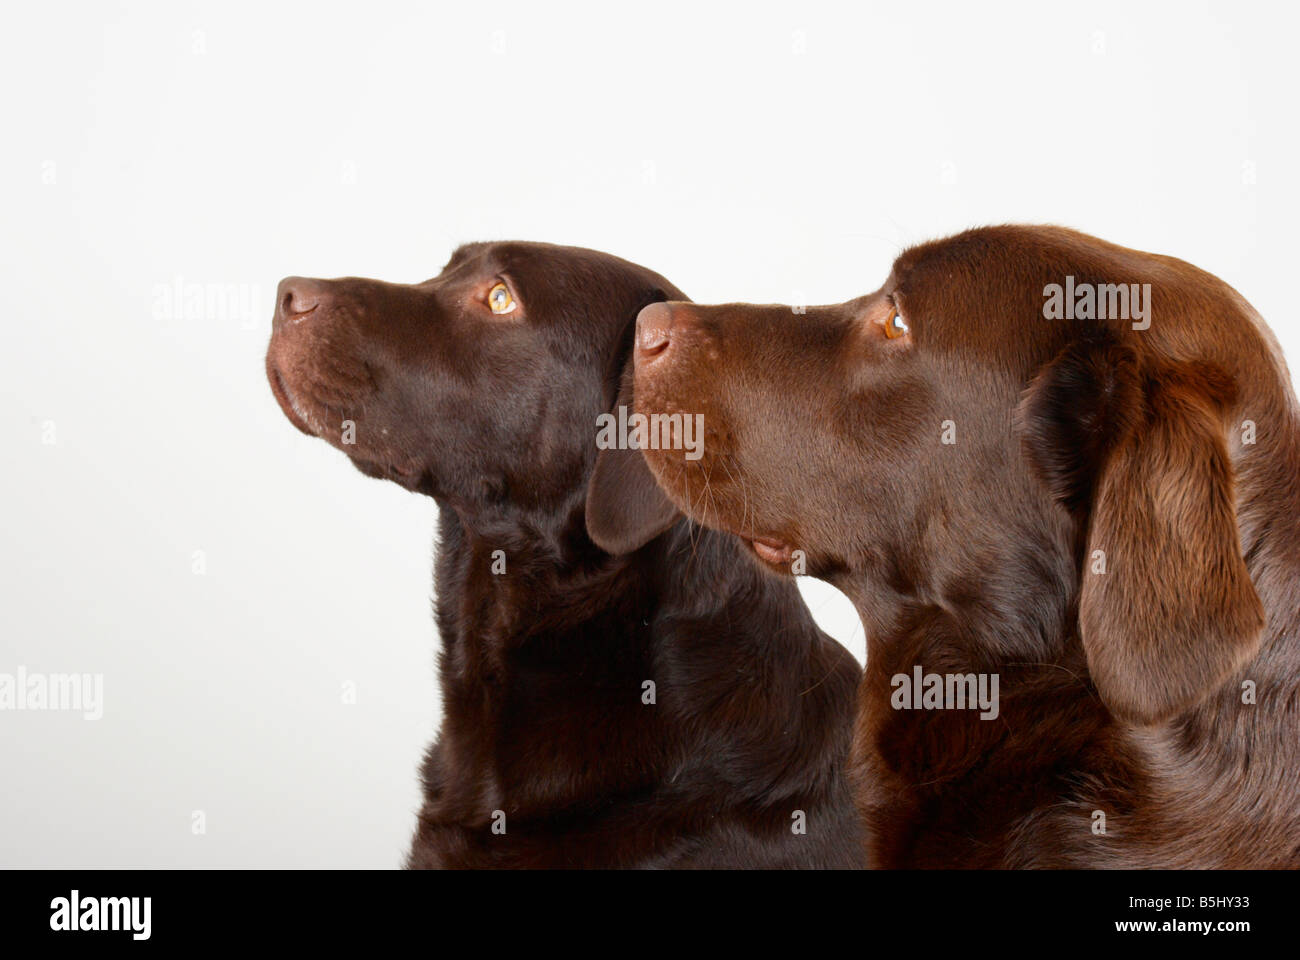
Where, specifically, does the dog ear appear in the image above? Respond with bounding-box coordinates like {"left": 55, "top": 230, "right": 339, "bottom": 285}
{"left": 1021, "top": 336, "right": 1264, "bottom": 724}
{"left": 585, "top": 324, "right": 679, "bottom": 556}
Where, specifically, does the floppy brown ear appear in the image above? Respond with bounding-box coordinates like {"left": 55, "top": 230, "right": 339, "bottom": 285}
{"left": 1022, "top": 336, "right": 1264, "bottom": 725}
{"left": 585, "top": 364, "right": 679, "bottom": 555}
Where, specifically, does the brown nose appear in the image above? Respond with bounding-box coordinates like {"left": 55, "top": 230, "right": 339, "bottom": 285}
{"left": 274, "top": 277, "right": 329, "bottom": 329}
{"left": 636, "top": 302, "right": 676, "bottom": 360}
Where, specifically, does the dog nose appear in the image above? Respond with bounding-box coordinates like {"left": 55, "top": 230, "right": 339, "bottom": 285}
{"left": 274, "top": 277, "right": 328, "bottom": 329}
{"left": 636, "top": 302, "right": 676, "bottom": 360}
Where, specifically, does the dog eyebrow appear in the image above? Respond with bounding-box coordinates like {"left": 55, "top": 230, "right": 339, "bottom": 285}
{"left": 443, "top": 242, "right": 487, "bottom": 270}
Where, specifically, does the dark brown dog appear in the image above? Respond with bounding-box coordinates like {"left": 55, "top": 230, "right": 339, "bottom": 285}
{"left": 265, "top": 241, "right": 863, "bottom": 868}
{"left": 632, "top": 225, "right": 1300, "bottom": 868}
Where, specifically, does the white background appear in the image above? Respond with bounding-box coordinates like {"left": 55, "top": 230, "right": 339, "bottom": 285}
{"left": 2, "top": 0, "right": 1296, "bottom": 867}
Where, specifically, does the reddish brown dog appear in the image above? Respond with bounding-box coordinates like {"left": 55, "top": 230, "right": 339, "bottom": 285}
{"left": 630, "top": 225, "right": 1300, "bottom": 867}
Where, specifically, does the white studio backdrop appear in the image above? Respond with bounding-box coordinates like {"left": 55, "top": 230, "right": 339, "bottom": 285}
{"left": 2, "top": 0, "right": 1296, "bottom": 867}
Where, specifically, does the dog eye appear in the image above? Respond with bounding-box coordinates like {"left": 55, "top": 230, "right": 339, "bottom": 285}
{"left": 487, "top": 282, "right": 516, "bottom": 315}
{"left": 883, "top": 305, "right": 909, "bottom": 339}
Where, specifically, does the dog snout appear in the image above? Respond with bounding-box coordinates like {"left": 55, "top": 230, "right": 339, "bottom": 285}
{"left": 274, "top": 277, "right": 330, "bottom": 329}
{"left": 636, "top": 302, "right": 680, "bottom": 360}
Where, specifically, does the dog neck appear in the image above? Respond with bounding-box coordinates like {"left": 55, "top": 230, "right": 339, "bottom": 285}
{"left": 844, "top": 460, "right": 1300, "bottom": 866}
{"left": 412, "top": 497, "right": 860, "bottom": 866}
{"left": 836, "top": 496, "right": 1110, "bottom": 863}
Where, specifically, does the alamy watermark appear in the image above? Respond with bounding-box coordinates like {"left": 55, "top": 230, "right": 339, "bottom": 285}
{"left": 0, "top": 666, "right": 103, "bottom": 719}
{"left": 890, "top": 666, "right": 999, "bottom": 720}
{"left": 596, "top": 404, "right": 704, "bottom": 461}
{"left": 1043, "top": 276, "right": 1151, "bottom": 330}
{"left": 50, "top": 891, "right": 150, "bottom": 940}
{"left": 152, "top": 275, "right": 261, "bottom": 328}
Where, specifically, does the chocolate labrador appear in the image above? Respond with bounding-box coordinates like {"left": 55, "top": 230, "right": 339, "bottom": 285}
{"left": 265, "top": 241, "right": 863, "bottom": 868}
{"left": 631, "top": 225, "right": 1300, "bottom": 868}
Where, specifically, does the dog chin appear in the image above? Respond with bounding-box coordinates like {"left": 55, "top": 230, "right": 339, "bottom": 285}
{"left": 267, "top": 363, "right": 318, "bottom": 437}
{"left": 348, "top": 454, "right": 425, "bottom": 488}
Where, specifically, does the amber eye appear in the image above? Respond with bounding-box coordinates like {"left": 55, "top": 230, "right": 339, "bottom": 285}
{"left": 884, "top": 304, "right": 909, "bottom": 339}
{"left": 487, "top": 282, "right": 516, "bottom": 315}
